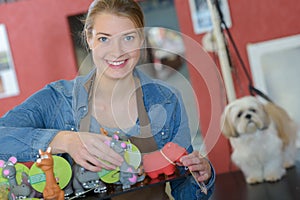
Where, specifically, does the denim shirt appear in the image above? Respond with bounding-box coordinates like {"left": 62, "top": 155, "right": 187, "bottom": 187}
{"left": 0, "top": 68, "right": 215, "bottom": 199}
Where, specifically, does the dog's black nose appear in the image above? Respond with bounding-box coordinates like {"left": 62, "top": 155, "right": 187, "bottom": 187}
{"left": 245, "top": 114, "right": 252, "bottom": 119}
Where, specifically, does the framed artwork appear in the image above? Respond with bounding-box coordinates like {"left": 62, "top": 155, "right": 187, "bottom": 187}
{"left": 0, "top": 24, "right": 19, "bottom": 99}
{"left": 189, "top": 0, "right": 232, "bottom": 34}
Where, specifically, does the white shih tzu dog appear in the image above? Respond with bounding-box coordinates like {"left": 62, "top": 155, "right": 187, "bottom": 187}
{"left": 221, "top": 96, "right": 297, "bottom": 184}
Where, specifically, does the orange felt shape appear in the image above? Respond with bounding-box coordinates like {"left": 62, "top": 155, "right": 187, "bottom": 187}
{"left": 142, "top": 142, "right": 187, "bottom": 179}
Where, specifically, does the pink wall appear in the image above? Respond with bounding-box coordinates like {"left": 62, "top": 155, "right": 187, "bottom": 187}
{"left": 0, "top": 0, "right": 93, "bottom": 115}
{"left": 175, "top": 0, "right": 300, "bottom": 174}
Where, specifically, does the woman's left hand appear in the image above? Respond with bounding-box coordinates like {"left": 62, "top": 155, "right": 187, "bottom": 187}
{"left": 179, "top": 151, "right": 212, "bottom": 183}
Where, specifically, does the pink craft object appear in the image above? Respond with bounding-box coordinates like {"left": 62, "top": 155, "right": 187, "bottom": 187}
{"left": 142, "top": 142, "right": 187, "bottom": 179}
{"left": 9, "top": 157, "right": 17, "bottom": 164}
{"left": 3, "top": 169, "right": 10, "bottom": 176}
{"left": 0, "top": 160, "right": 4, "bottom": 167}
{"left": 120, "top": 142, "right": 127, "bottom": 149}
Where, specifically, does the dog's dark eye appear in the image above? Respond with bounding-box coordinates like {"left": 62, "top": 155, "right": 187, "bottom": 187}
{"left": 237, "top": 111, "right": 243, "bottom": 118}
{"left": 249, "top": 108, "right": 256, "bottom": 113}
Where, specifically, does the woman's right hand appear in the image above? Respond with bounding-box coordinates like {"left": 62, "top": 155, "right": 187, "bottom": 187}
{"left": 49, "top": 131, "right": 123, "bottom": 172}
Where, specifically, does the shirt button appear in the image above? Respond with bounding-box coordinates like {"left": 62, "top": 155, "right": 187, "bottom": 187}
{"left": 83, "top": 107, "right": 87, "bottom": 111}
{"left": 71, "top": 127, "right": 75, "bottom": 131}
{"left": 161, "top": 132, "right": 165, "bottom": 135}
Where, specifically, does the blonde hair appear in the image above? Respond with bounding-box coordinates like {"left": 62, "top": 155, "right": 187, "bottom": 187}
{"left": 84, "top": 0, "right": 145, "bottom": 40}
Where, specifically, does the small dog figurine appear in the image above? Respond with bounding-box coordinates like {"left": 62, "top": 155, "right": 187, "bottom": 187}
{"left": 36, "top": 147, "right": 65, "bottom": 200}
{"left": 221, "top": 96, "right": 298, "bottom": 184}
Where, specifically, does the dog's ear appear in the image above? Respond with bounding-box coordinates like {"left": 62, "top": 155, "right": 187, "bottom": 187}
{"left": 220, "top": 106, "right": 237, "bottom": 138}
{"left": 264, "top": 102, "right": 297, "bottom": 146}
{"left": 260, "top": 103, "right": 271, "bottom": 130}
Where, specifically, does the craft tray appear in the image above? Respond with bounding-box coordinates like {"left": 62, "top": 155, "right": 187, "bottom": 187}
{"left": 70, "top": 169, "right": 190, "bottom": 199}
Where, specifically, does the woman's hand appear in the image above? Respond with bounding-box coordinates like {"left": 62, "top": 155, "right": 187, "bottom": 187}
{"left": 49, "top": 131, "right": 123, "bottom": 172}
{"left": 179, "top": 151, "right": 212, "bottom": 183}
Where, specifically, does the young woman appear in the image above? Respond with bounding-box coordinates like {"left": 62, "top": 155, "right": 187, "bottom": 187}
{"left": 0, "top": 0, "right": 215, "bottom": 199}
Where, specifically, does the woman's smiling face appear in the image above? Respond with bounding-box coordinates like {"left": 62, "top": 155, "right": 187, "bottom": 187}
{"left": 88, "top": 13, "right": 143, "bottom": 80}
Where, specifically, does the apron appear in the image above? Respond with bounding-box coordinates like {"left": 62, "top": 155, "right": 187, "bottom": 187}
{"left": 79, "top": 75, "right": 170, "bottom": 200}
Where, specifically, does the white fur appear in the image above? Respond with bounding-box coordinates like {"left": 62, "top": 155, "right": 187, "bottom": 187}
{"left": 221, "top": 96, "right": 297, "bottom": 184}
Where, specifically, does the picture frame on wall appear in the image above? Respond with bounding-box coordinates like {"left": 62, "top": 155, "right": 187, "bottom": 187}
{"left": 0, "top": 24, "right": 19, "bottom": 99}
{"left": 189, "top": 0, "right": 232, "bottom": 34}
